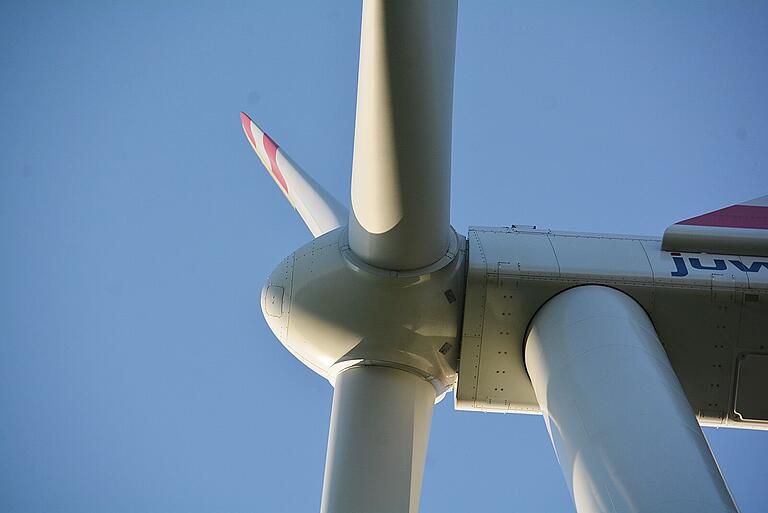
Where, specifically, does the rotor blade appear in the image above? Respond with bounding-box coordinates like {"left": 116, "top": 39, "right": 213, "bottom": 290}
{"left": 348, "top": 0, "right": 458, "bottom": 270}
{"left": 240, "top": 112, "right": 348, "bottom": 237}
{"left": 321, "top": 366, "right": 435, "bottom": 513}
{"left": 526, "top": 286, "right": 737, "bottom": 513}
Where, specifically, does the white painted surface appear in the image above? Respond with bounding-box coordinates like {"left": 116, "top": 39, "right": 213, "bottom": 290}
{"left": 456, "top": 226, "right": 768, "bottom": 430}
{"left": 320, "top": 365, "right": 435, "bottom": 513}
{"left": 662, "top": 224, "right": 768, "bottom": 257}
{"left": 241, "top": 113, "right": 347, "bottom": 237}
{"left": 349, "top": 0, "right": 457, "bottom": 270}
{"left": 525, "top": 286, "right": 737, "bottom": 513}
{"left": 261, "top": 227, "right": 466, "bottom": 389}
{"left": 275, "top": 151, "right": 348, "bottom": 237}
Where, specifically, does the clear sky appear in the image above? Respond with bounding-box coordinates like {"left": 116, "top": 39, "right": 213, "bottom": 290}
{"left": 1, "top": 1, "right": 767, "bottom": 512}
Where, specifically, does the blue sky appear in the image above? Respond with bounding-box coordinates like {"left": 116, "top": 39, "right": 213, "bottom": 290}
{"left": 1, "top": 1, "right": 767, "bottom": 512}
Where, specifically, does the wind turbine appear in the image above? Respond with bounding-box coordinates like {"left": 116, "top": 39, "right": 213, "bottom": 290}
{"left": 240, "top": 2, "right": 767, "bottom": 512}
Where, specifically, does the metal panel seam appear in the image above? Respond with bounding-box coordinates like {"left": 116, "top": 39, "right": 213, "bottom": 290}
{"left": 545, "top": 233, "right": 562, "bottom": 276}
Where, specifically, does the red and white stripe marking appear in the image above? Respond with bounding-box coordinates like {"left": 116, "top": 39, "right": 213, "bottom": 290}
{"left": 239, "top": 111, "right": 349, "bottom": 237}
{"left": 663, "top": 195, "right": 768, "bottom": 256}
{"left": 675, "top": 196, "right": 768, "bottom": 230}
{"left": 240, "top": 111, "right": 290, "bottom": 198}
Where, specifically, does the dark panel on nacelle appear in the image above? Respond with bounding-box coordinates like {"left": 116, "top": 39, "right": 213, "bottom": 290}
{"left": 734, "top": 354, "right": 768, "bottom": 423}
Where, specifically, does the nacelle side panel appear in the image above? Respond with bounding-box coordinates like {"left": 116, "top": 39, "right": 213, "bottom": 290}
{"left": 455, "top": 226, "right": 768, "bottom": 431}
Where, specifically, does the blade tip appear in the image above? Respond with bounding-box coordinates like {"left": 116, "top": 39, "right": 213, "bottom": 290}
{"left": 239, "top": 111, "right": 252, "bottom": 128}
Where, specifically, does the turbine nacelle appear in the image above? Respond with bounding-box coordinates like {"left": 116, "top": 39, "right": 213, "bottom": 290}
{"left": 261, "top": 227, "right": 467, "bottom": 394}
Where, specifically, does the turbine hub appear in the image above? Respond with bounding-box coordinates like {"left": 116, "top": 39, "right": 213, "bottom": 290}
{"left": 261, "top": 227, "right": 466, "bottom": 393}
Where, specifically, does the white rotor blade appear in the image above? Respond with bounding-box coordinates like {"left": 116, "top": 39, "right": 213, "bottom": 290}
{"left": 321, "top": 366, "right": 435, "bottom": 513}
{"left": 526, "top": 286, "right": 737, "bottom": 513}
{"left": 349, "top": 0, "right": 458, "bottom": 270}
{"left": 240, "top": 112, "right": 347, "bottom": 237}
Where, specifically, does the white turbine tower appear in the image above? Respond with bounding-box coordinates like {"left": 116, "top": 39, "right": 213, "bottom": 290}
{"left": 241, "top": 2, "right": 767, "bottom": 512}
